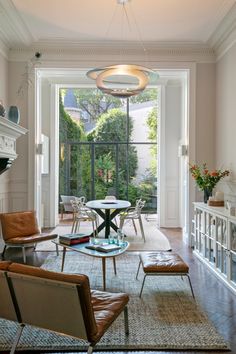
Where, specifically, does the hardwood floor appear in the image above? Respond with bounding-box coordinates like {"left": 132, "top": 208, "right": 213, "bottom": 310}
{"left": 1, "top": 227, "right": 236, "bottom": 354}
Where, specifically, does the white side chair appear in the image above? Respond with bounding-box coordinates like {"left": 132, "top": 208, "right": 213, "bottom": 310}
{"left": 119, "top": 199, "right": 146, "bottom": 242}
{"left": 71, "top": 199, "right": 98, "bottom": 237}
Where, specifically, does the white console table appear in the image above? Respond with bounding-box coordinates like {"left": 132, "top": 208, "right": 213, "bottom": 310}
{"left": 192, "top": 202, "right": 236, "bottom": 294}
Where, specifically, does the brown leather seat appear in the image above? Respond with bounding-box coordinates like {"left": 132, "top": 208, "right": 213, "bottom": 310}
{"left": 0, "top": 261, "right": 129, "bottom": 354}
{"left": 0, "top": 211, "right": 58, "bottom": 263}
{"left": 136, "top": 251, "right": 194, "bottom": 298}
{"left": 140, "top": 252, "right": 189, "bottom": 273}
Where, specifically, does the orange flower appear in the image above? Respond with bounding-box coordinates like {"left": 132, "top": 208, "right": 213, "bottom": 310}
{"left": 211, "top": 171, "right": 218, "bottom": 177}
{"left": 189, "top": 163, "right": 229, "bottom": 191}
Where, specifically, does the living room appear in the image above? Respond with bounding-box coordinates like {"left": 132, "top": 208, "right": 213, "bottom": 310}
{"left": 0, "top": 0, "right": 236, "bottom": 353}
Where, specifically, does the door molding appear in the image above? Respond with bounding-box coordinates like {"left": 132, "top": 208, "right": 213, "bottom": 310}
{"left": 33, "top": 63, "right": 196, "bottom": 243}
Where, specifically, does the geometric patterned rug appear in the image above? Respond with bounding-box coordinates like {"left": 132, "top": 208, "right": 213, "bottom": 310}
{"left": 0, "top": 253, "right": 230, "bottom": 351}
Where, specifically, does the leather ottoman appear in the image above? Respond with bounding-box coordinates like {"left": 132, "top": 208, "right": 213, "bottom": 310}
{"left": 136, "top": 251, "right": 195, "bottom": 298}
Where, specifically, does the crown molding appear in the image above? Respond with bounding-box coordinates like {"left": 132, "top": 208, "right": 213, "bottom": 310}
{"left": 215, "top": 27, "right": 236, "bottom": 61}
{"left": 8, "top": 40, "right": 216, "bottom": 63}
{"left": 209, "top": 2, "right": 236, "bottom": 61}
{"left": 0, "top": 0, "right": 34, "bottom": 48}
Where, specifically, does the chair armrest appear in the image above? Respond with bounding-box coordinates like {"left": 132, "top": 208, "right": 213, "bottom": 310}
{"left": 119, "top": 207, "right": 135, "bottom": 215}
{"left": 125, "top": 207, "right": 135, "bottom": 212}
{"left": 84, "top": 208, "right": 98, "bottom": 219}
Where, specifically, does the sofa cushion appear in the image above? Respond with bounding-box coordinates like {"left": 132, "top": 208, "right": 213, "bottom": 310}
{"left": 0, "top": 211, "right": 40, "bottom": 240}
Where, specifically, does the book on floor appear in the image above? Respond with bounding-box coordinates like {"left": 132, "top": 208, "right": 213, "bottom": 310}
{"left": 85, "top": 243, "right": 121, "bottom": 253}
{"left": 59, "top": 233, "right": 90, "bottom": 245}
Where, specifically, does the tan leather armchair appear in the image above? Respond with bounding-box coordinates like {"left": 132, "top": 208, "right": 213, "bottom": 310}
{"left": 0, "top": 260, "right": 129, "bottom": 354}
{"left": 0, "top": 211, "right": 58, "bottom": 263}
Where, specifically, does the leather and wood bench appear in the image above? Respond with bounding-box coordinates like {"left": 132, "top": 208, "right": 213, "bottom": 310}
{"left": 136, "top": 251, "right": 195, "bottom": 298}
{"left": 0, "top": 261, "right": 129, "bottom": 354}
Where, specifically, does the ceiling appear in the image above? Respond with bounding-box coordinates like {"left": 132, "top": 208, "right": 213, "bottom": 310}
{"left": 0, "top": 0, "right": 235, "bottom": 49}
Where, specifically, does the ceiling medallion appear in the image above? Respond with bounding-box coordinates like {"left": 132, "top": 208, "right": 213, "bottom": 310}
{"left": 86, "top": 0, "right": 157, "bottom": 98}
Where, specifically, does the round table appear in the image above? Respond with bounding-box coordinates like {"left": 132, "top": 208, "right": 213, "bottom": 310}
{"left": 86, "top": 199, "right": 131, "bottom": 238}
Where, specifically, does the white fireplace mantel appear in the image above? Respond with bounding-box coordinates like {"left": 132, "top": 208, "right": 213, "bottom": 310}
{"left": 0, "top": 116, "right": 28, "bottom": 160}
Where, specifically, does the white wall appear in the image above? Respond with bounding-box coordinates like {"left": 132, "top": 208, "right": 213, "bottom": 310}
{"left": 0, "top": 51, "right": 9, "bottom": 209}
{"left": 8, "top": 61, "right": 28, "bottom": 211}
{"left": 160, "top": 82, "right": 182, "bottom": 227}
{"left": 0, "top": 51, "right": 9, "bottom": 251}
{"left": 196, "top": 63, "right": 216, "bottom": 168}
{"left": 129, "top": 101, "right": 155, "bottom": 182}
{"left": 190, "top": 63, "right": 216, "bottom": 203}
{"left": 216, "top": 42, "right": 236, "bottom": 203}
{"left": 0, "top": 53, "right": 9, "bottom": 212}
{"left": 41, "top": 79, "right": 51, "bottom": 226}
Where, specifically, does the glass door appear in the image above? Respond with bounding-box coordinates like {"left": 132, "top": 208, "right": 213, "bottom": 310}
{"left": 94, "top": 144, "right": 117, "bottom": 199}
{"left": 59, "top": 87, "right": 158, "bottom": 216}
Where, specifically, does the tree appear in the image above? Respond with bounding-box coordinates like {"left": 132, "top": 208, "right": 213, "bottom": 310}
{"left": 130, "top": 88, "right": 157, "bottom": 104}
{"left": 59, "top": 94, "right": 91, "bottom": 198}
{"left": 147, "top": 106, "right": 158, "bottom": 176}
{"left": 72, "top": 88, "right": 122, "bottom": 123}
{"left": 87, "top": 108, "right": 138, "bottom": 199}
{"left": 89, "top": 108, "right": 138, "bottom": 179}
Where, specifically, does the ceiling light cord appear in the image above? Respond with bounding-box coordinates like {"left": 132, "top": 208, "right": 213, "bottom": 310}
{"left": 86, "top": 0, "right": 158, "bottom": 98}
{"left": 129, "top": 1, "right": 148, "bottom": 64}
{"left": 105, "top": 4, "right": 119, "bottom": 39}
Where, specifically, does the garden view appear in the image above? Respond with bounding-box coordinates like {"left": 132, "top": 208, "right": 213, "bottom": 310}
{"left": 59, "top": 88, "right": 158, "bottom": 212}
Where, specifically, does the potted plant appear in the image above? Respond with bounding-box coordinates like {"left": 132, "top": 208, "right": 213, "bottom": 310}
{"left": 189, "top": 163, "right": 230, "bottom": 203}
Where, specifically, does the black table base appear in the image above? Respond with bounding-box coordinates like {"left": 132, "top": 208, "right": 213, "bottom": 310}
{"left": 89, "top": 208, "right": 122, "bottom": 238}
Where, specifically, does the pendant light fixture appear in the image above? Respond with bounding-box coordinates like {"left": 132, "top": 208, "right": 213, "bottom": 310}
{"left": 86, "top": 0, "right": 157, "bottom": 98}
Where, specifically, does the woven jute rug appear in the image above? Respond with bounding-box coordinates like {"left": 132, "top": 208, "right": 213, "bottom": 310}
{"left": 37, "top": 219, "right": 171, "bottom": 252}
{"left": 0, "top": 253, "right": 229, "bottom": 351}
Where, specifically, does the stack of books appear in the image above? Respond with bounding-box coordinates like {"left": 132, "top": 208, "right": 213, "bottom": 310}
{"left": 59, "top": 233, "right": 90, "bottom": 245}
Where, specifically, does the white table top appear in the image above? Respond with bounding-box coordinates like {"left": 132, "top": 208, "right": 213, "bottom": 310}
{"left": 53, "top": 238, "right": 129, "bottom": 258}
{"left": 86, "top": 199, "right": 131, "bottom": 210}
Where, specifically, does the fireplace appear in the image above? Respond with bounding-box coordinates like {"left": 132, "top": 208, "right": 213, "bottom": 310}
{"left": 0, "top": 116, "right": 27, "bottom": 174}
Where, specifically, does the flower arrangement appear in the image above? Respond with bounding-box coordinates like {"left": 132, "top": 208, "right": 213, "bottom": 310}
{"left": 189, "top": 163, "right": 230, "bottom": 191}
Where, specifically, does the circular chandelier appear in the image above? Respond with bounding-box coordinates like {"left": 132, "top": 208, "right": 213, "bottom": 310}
{"left": 86, "top": 0, "right": 157, "bottom": 98}
{"left": 87, "top": 64, "right": 155, "bottom": 98}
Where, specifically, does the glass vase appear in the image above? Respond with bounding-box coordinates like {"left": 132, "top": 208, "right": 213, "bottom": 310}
{"left": 204, "top": 188, "right": 213, "bottom": 204}
{"left": 8, "top": 106, "right": 20, "bottom": 124}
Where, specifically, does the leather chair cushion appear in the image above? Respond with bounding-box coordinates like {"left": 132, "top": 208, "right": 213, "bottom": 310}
{"left": 140, "top": 252, "right": 189, "bottom": 273}
{"left": 7, "top": 233, "right": 57, "bottom": 244}
{"left": 0, "top": 211, "right": 40, "bottom": 240}
{"left": 0, "top": 261, "right": 12, "bottom": 270}
{"left": 90, "top": 289, "right": 129, "bottom": 343}
{"left": 8, "top": 263, "right": 98, "bottom": 337}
